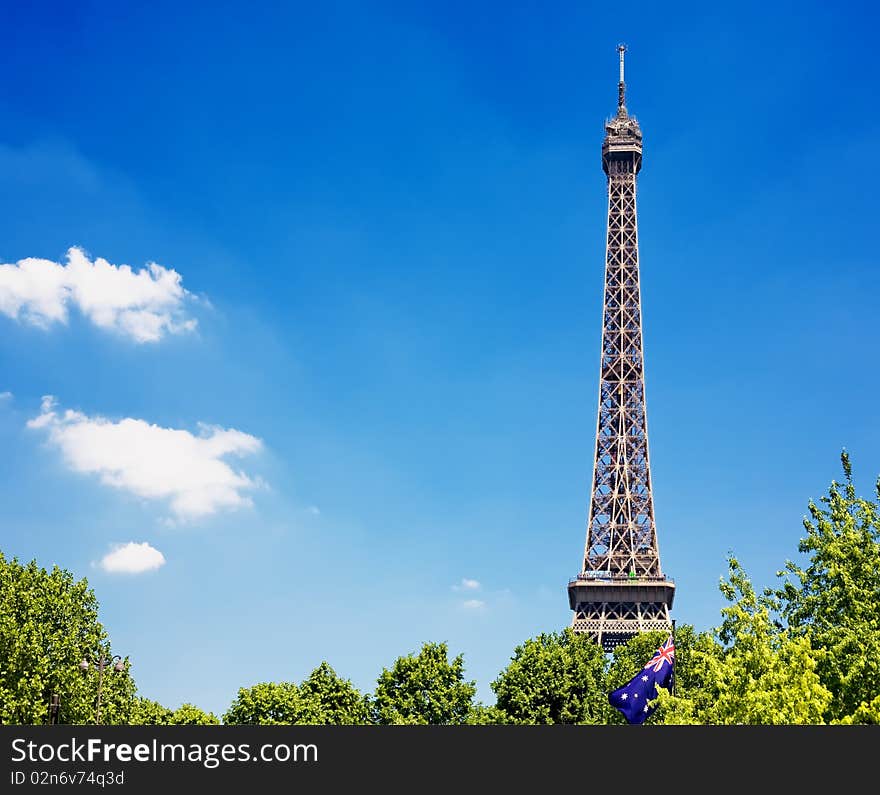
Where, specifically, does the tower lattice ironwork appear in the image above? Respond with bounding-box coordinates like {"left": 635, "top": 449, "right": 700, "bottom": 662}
{"left": 567, "top": 45, "right": 675, "bottom": 651}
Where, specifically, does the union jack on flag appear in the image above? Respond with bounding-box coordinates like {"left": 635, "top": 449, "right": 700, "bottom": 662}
{"left": 644, "top": 636, "right": 675, "bottom": 673}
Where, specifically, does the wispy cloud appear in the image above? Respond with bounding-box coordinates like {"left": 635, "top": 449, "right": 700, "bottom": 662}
{"left": 461, "top": 599, "right": 486, "bottom": 611}
{"left": 27, "top": 396, "right": 264, "bottom": 520}
{"left": 0, "top": 391, "right": 11, "bottom": 401}
{"left": 452, "top": 578, "right": 481, "bottom": 592}
{"left": 0, "top": 247, "right": 197, "bottom": 342}
{"left": 99, "top": 541, "right": 166, "bottom": 574}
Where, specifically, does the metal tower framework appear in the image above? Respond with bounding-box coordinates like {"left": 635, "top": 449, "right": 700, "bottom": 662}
{"left": 567, "top": 46, "right": 675, "bottom": 651}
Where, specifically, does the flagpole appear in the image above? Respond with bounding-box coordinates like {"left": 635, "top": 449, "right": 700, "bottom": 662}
{"left": 671, "top": 618, "right": 677, "bottom": 697}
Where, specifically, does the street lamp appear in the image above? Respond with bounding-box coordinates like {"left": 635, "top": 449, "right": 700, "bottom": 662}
{"left": 79, "top": 654, "right": 126, "bottom": 725}
{"left": 47, "top": 693, "right": 61, "bottom": 725}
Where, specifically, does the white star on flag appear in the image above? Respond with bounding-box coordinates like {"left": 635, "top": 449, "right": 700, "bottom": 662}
{"left": 620, "top": 693, "right": 628, "bottom": 700}
{"left": 641, "top": 675, "right": 649, "bottom": 682}
{"left": 643, "top": 705, "right": 649, "bottom": 712}
{"left": 632, "top": 693, "right": 638, "bottom": 699}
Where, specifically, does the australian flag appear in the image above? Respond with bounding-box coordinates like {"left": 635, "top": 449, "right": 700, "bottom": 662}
{"left": 608, "top": 635, "right": 675, "bottom": 725}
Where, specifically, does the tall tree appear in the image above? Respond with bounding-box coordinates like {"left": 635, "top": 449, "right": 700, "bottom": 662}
{"left": 833, "top": 694, "right": 880, "bottom": 725}
{"left": 773, "top": 451, "right": 880, "bottom": 722}
{"left": 371, "top": 642, "right": 476, "bottom": 725}
{"left": 491, "top": 628, "right": 609, "bottom": 724}
{"left": 0, "top": 553, "right": 135, "bottom": 724}
{"left": 129, "top": 698, "right": 219, "bottom": 725}
{"left": 464, "top": 704, "right": 509, "bottom": 724}
{"left": 297, "top": 662, "right": 370, "bottom": 724}
{"left": 697, "top": 557, "right": 831, "bottom": 724}
{"left": 169, "top": 703, "right": 220, "bottom": 725}
{"left": 224, "top": 664, "right": 370, "bottom": 725}
{"left": 129, "top": 697, "right": 173, "bottom": 725}
{"left": 223, "top": 682, "right": 302, "bottom": 725}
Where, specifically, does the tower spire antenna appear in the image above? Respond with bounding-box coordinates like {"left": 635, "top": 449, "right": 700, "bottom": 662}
{"left": 617, "top": 43, "right": 628, "bottom": 117}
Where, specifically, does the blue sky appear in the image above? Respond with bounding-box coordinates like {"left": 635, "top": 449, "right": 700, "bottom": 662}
{"left": 1, "top": 1, "right": 878, "bottom": 714}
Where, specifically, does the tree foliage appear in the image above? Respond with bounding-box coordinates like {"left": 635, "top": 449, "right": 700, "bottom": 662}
{"left": 223, "top": 682, "right": 302, "bottom": 725}
{"left": 650, "top": 560, "right": 832, "bottom": 725}
{"left": 696, "top": 557, "right": 831, "bottom": 724}
{"left": 371, "top": 642, "right": 476, "bottom": 725}
{"left": 833, "top": 694, "right": 880, "bottom": 725}
{"left": 223, "top": 664, "right": 367, "bottom": 724}
{"left": 129, "top": 697, "right": 218, "bottom": 725}
{"left": 0, "top": 553, "right": 135, "bottom": 725}
{"left": 129, "top": 697, "right": 174, "bottom": 725}
{"left": 464, "top": 704, "right": 509, "bottom": 724}
{"left": 169, "top": 703, "right": 220, "bottom": 725}
{"left": 297, "top": 662, "right": 370, "bottom": 725}
{"left": 773, "top": 451, "right": 880, "bottom": 723}
{"left": 491, "top": 629, "right": 609, "bottom": 724}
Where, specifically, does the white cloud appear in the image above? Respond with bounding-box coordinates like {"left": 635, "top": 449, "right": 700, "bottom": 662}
{"left": 0, "top": 246, "right": 197, "bottom": 342}
{"left": 27, "top": 396, "right": 263, "bottom": 520}
{"left": 99, "top": 541, "right": 166, "bottom": 574}
{"left": 452, "top": 577, "right": 480, "bottom": 592}
{"left": 307, "top": 505, "right": 321, "bottom": 516}
{"left": 461, "top": 599, "right": 486, "bottom": 610}
{"left": 0, "top": 391, "right": 11, "bottom": 401}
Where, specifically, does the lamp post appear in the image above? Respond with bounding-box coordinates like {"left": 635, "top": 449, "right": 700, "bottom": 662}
{"left": 79, "top": 654, "right": 126, "bottom": 725}
{"left": 47, "top": 693, "right": 61, "bottom": 725}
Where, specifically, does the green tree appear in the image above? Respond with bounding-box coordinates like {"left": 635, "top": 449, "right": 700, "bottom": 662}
{"left": 297, "top": 662, "right": 370, "bottom": 724}
{"left": 696, "top": 556, "right": 831, "bottom": 724}
{"left": 491, "top": 628, "right": 608, "bottom": 724}
{"left": 371, "top": 642, "right": 476, "bottom": 725}
{"left": 0, "top": 553, "right": 135, "bottom": 724}
{"left": 773, "top": 451, "right": 880, "bottom": 723}
{"left": 129, "top": 697, "right": 173, "bottom": 725}
{"left": 129, "top": 697, "right": 218, "bottom": 725}
{"left": 170, "top": 703, "right": 220, "bottom": 725}
{"left": 649, "top": 687, "right": 702, "bottom": 724}
{"left": 833, "top": 694, "right": 880, "bottom": 725}
{"left": 464, "top": 704, "right": 509, "bottom": 724}
{"left": 224, "top": 665, "right": 369, "bottom": 725}
{"left": 223, "top": 682, "right": 302, "bottom": 725}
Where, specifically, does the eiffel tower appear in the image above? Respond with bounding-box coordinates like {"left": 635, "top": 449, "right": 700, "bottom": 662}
{"left": 567, "top": 45, "right": 675, "bottom": 651}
